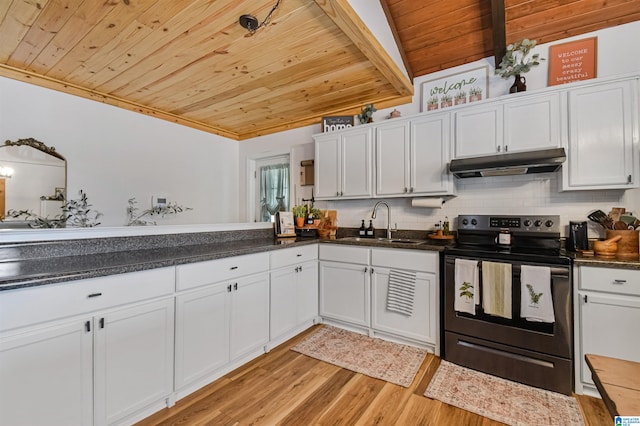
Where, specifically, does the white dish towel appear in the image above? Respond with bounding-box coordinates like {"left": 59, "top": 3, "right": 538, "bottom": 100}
{"left": 520, "top": 265, "right": 555, "bottom": 323}
{"left": 386, "top": 269, "right": 417, "bottom": 316}
{"left": 454, "top": 259, "right": 479, "bottom": 315}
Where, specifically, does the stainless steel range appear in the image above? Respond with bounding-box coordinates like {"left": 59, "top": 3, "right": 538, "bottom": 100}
{"left": 443, "top": 214, "right": 573, "bottom": 395}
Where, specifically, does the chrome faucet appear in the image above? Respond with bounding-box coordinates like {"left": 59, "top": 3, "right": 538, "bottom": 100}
{"left": 371, "top": 201, "right": 392, "bottom": 239}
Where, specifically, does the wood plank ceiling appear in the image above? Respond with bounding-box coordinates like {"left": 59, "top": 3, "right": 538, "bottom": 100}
{"left": 384, "top": 0, "right": 640, "bottom": 78}
{"left": 1, "top": 0, "right": 639, "bottom": 140}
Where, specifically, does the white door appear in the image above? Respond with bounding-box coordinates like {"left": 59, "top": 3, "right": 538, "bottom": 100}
{"left": 375, "top": 120, "right": 410, "bottom": 196}
{"left": 270, "top": 267, "right": 298, "bottom": 339}
{"left": 94, "top": 298, "right": 174, "bottom": 426}
{"left": 503, "top": 93, "right": 561, "bottom": 153}
{"left": 341, "top": 127, "right": 373, "bottom": 198}
{"left": 410, "top": 112, "right": 452, "bottom": 194}
{"left": 175, "top": 284, "right": 230, "bottom": 390}
{"left": 314, "top": 133, "right": 341, "bottom": 199}
{"left": 371, "top": 267, "right": 436, "bottom": 343}
{"left": 0, "top": 320, "right": 93, "bottom": 426}
{"left": 297, "top": 260, "right": 319, "bottom": 325}
{"left": 454, "top": 104, "right": 503, "bottom": 158}
{"left": 565, "top": 80, "right": 638, "bottom": 189}
{"left": 229, "top": 273, "right": 269, "bottom": 360}
{"left": 579, "top": 292, "right": 640, "bottom": 385}
{"left": 319, "top": 261, "right": 370, "bottom": 326}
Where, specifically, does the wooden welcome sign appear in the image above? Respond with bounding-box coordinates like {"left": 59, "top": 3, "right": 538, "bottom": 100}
{"left": 548, "top": 37, "right": 597, "bottom": 86}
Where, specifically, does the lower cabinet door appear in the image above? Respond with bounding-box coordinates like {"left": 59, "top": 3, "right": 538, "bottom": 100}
{"left": 94, "top": 298, "right": 174, "bottom": 426}
{"left": 270, "top": 268, "right": 298, "bottom": 339}
{"left": 297, "top": 261, "right": 319, "bottom": 325}
{"left": 175, "top": 284, "right": 230, "bottom": 390}
{"left": 319, "top": 261, "right": 369, "bottom": 326}
{"left": 371, "top": 267, "right": 436, "bottom": 343}
{"left": 579, "top": 292, "right": 640, "bottom": 385}
{"left": 230, "top": 273, "right": 269, "bottom": 360}
{"left": 0, "top": 319, "right": 93, "bottom": 426}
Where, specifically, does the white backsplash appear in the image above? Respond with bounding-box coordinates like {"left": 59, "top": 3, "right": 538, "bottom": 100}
{"left": 316, "top": 173, "right": 638, "bottom": 239}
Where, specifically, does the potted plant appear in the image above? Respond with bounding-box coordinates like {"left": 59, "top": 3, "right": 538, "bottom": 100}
{"left": 495, "top": 39, "right": 545, "bottom": 93}
{"left": 427, "top": 96, "right": 439, "bottom": 111}
{"left": 310, "top": 207, "right": 322, "bottom": 226}
{"left": 440, "top": 94, "right": 453, "bottom": 108}
{"left": 469, "top": 86, "right": 483, "bottom": 102}
{"left": 357, "top": 104, "right": 376, "bottom": 124}
{"left": 292, "top": 205, "right": 307, "bottom": 227}
{"left": 454, "top": 91, "right": 467, "bottom": 105}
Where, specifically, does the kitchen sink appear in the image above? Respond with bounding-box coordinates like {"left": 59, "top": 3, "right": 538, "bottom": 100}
{"left": 338, "top": 236, "right": 427, "bottom": 245}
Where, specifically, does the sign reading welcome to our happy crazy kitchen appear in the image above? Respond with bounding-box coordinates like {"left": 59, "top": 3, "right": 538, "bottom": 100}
{"left": 548, "top": 37, "right": 597, "bottom": 86}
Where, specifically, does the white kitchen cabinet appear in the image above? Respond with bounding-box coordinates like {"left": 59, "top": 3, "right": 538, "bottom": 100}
{"left": 454, "top": 102, "right": 503, "bottom": 158}
{"left": 175, "top": 254, "right": 269, "bottom": 395}
{"left": 0, "top": 319, "right": 93, "bottom": 426}
{"left": 562, "top": 78, "right": 639, "bottom": 190}
{"left": 0, "top": 268, "right": 175, "bottom": 426}
{"left": 175, "top": 284, "right": 229, "bottom": 390}
{"left": 319, "top": 245, "right": 370, "bottom": 327}
{"left": 229, "top": 273, "right": 270, "bottom": 360}
{"left": 574, "top": 265, "right": 640, "bottom": 396}
{"left": 319, "top": 244, "right": 440, "bottom": 353}
{"left": 454, "top": 93, "right": 561, "bottom": 158}
{"left": 314, "top": 127, "right": 373, "bottom": 200}
{"left": 375, "top": 113, "right": 454, "bottom": 196}
{"left": 269, "top": 245, "right": 319, "bottom": 346}
{"left": 94, "top": 298, "right": 174, "bottom": 426}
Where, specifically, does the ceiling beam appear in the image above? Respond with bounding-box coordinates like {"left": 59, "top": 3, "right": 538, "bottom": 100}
{"left": 490, "top": 0, "right": 507, "bottom": 68}
{"left": 313, "top": 0, "right": 413, "bottom": 97}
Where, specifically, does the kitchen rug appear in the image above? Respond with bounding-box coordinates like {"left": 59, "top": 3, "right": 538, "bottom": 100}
{"left": 424, "top": 360, "right": 585, "bottom": 426}
{"left": 291, "top": 325, "right": 427, "bottom": 387}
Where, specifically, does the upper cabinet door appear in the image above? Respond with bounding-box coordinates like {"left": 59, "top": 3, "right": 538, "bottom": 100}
{"left": 314, "top": 133, "right": 341, "bottom": 199}
{"left": 375, "top": 119, "right": 410, "bottom": 196}
{"left": 341, "top": 127, "right": 373, "bottom": 198}
{"left": 410, "top": 113, "right": 454, "bottom": 194}
{"left": 454, "top": 103, "right": 503, "bottom": 158}
{"left": 563, "top": 79, "right": 639, "bottom": 190}
{"left": 504, "top": 93, "right": 561, "bottom": 153}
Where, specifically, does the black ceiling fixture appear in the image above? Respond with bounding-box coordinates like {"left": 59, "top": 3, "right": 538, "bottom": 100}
{"left": 239, "top": 0, "right": 282, "bottom": 34}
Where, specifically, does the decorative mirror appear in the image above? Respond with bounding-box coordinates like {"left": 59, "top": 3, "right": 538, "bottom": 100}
{"left": 0, "top": 138, "right": 67, "bottom": 227}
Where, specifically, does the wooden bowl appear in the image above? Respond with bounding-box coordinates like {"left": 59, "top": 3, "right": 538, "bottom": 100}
{"left": 593, "top": 238, "right": 619, "bottom": 258}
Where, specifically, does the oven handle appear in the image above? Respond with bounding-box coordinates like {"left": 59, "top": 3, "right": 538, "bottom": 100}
{"left": 444, "top": 258, "right": 569, "bottom": 277}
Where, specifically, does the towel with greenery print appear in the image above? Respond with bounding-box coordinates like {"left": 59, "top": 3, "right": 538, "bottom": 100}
{"left": 526, "top": 283, "right": 543, "bottom": 305}
{"left": 459, "top": 281, "right": 474, "bottom": 300}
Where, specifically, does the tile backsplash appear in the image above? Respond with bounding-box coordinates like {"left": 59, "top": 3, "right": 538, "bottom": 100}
{"left": 317, "top": 173, "right": 637, "bottom": 239}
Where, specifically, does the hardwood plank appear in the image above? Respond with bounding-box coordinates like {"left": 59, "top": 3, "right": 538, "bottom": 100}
{"left": 0, "top": 0, "right": 51, "bottom": 62}
{"left": 133, "top": 325, "right": 610, "bottom": 426}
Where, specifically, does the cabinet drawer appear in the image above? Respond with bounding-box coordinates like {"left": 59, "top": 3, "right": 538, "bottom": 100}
{"left": 371, "top": 248, "right": 438, "bottom": 273}
{"left": 319, "top": 244, "right": 369, "bottom": 264}
{"left": 270, "top": 244, "right": 318, "bottom": 269}
{"left": 176, "top": 252, "right": 269, "bottom": 291}
{"left": 0, "top": 267, "right": 175, "bottom": 332}
{"left": 580, "top": 266, "right": 640, "bottom": 296}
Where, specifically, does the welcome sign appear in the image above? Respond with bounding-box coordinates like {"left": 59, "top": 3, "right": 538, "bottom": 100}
{"left": 421, "top": 66, "right": 489, "bottom": 112}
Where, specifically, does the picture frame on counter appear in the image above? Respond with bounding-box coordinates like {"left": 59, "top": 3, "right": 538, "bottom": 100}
{"left": 548, "top": 37, "right": 597, "bottom": 86}
{"left": 421, "top": 65, "right": 489, "bottom": 112}
{"left": 322, "top": 116, "right": 354, "bottom": 132}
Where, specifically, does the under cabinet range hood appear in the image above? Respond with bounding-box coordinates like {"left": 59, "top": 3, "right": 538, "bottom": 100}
{"left": 449, "top": 148, "right": 567, "bottom": 178}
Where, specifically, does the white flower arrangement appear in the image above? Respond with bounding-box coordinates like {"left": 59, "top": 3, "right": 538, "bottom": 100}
{"left": 495, "top": 39, "right": 544, "bottom": 79}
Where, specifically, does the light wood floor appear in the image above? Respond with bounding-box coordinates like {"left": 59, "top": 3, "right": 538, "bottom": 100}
{"left": 137, "top": 325, "right": 611, "bottom": 426}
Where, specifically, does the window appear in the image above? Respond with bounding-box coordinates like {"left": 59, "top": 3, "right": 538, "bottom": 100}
{"left": 255, "top": 155, "right": 290, "bottom": 222}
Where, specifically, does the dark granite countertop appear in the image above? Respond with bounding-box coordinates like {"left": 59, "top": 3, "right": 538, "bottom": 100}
{"left": 0, "top": 226, "right": 449, "bottom": 291}
{"left": 0, "top": 237, "right": 318, "bottom": 291}
{"left": 571, "top": 253, "right": 640, "bottom": 270}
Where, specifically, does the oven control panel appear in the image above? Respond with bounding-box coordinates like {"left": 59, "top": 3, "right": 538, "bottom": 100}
{"left": 458, "top": 215, "right": 560, "bottom": 233}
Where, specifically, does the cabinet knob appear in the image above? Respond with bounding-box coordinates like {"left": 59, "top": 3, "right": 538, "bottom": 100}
{"left": 409, "top": 187, "right": 414, "bottom": 193}
{"left": 99, "top": 318, "right": 105, "bottom": 329}
{"left": 87, "top": 292, "right": 102, "bottom": 298}
{"left": 583, "top": 295, "right": 588, "bottom": 303}
{"left": 613, "top": 279, "right": 627, "bottom": 284}
{"left": 370, "top": 268, "right": 374, "bottom": 274}
{"left": 336, "top": 191, "right": 340, "bottom": 196}
{"left": 85, "top": 321, "right": 91, "bottom": 333}
{"left": 497, "top": 146, "right": 501, "bottom": 152}
{"left": 227, "top": 284, "right": 232, "bottom": 292}
{"left": 234, "top": 283, "right": 238, "bottom": 291}
{"left": 364, "top": 267, "right": 368, "bottom": 273}
{"left": 403, "top": 187, "right": 407, "bottom": 193}
{"left": 628, "top": 175, "right": 632, "bottom": 184}
{"left": 504, "top": 145, "right": 508, "bottom": 152}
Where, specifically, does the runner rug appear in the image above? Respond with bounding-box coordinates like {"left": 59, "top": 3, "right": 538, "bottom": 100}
{"left": 291, "top": 325, "right": 427, "bottom": 387}
{"left": 424, "top": 360, "right": 585, "bottom": 426}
